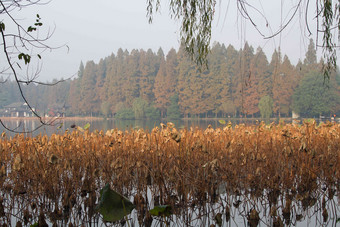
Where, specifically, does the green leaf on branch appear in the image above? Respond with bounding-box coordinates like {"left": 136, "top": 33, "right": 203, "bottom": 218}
{"left": 149, "top": 205, "right": 172, "bottom": 217}
{"left": 37, "top": 54, "right": 41, "bottom": 59}
{"left": 18, "top": 53, "right": 31, "bottom": 65}
{"left": 96, "top": 184, "right": 135, "bottom": 222}
{"left": 27, "top": 26, "right": 36, "bottom": 32}
{"left": 34, "top": 14, "right": 43, "bottom": 27}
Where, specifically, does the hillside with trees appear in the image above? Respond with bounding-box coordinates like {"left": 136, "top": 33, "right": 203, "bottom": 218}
{"left": 1, "top": 39, "right": 340, "bottom": 119}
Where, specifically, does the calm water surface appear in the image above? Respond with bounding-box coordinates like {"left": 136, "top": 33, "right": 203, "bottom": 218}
{"left": 0, "top": 118, "right": 271, "bottom": 137}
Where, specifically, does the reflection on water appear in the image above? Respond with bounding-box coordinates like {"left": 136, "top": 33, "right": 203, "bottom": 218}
{"left": 0, "top": 118, "right": 279, "bottom": 137}
{"left": 2, "top": 183, "right": 339, "bottom": 226}
{"left": 1, "top": 117, "right": 339, "bottom": 137}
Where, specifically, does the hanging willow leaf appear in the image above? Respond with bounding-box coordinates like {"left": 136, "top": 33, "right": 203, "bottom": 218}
{"left": 96, "top": 184, "right": 135, "bottom": 222}
{"left": 146, "top": 0, "right": 215, "bottom": 68}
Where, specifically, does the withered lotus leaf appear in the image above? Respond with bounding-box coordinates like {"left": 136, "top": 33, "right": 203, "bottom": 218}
{"left": 49, "top": 154, "right": 58, "bottom": 165}
{"left": 214, "top": 213, "right": 222, "bottom": 226}
{"left": 149, "top": 205, "right": 172, "bottom": 217}
{"left": 218, "top": 120, "right": 226, "bottom": 125}
{"left": 96, "top": 183, "right": 135, "bottom": 222}
{"left": 83, "top": 123, "right": 90, "bottom": 130}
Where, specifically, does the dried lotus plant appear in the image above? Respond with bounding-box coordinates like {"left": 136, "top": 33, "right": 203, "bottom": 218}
{"left": 0, "top": 121, "right": 338, "bottom": 226}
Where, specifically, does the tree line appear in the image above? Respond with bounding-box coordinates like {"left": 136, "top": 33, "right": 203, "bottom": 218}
{"left": 1, "top": 39, "right": 340, "bottom": 119}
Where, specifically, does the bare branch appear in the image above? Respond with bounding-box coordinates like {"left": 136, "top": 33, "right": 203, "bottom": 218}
{"left": 0, "top": 0, "right": 68, "bottom": 133}
{"left": 17, "top": 74, "right": 75, "bottom": 86}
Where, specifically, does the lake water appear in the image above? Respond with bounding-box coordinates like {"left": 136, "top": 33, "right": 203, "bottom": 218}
{"left": 0, "top": 118, "right": 268, "bottom": 137}
{"left": 4, "top": 182, "right": 339, "bottom": 226}
{"left": 2, "top": 117, "right": 339, "bottom": 137}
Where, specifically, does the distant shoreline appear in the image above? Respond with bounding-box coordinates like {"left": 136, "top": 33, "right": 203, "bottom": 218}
{"left": 0, "top": 116, "right": 103, "bottom": 121}
{"left": 1, "top": 116, "right": 339, "bottom": 123}
{"left": 0, "top": 116, "right": 291, "bottom": 120}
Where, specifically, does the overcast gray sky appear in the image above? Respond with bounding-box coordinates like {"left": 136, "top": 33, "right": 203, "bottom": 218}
{"left": 14, "top": 0, "right": 323, "bottom": 81}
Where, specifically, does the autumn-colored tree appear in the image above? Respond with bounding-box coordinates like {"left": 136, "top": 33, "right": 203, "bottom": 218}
{"left": 272, "top": 55, "right": 296, "bottom": 117}
{"left": 205, "top": 43, "right": 230, "bottom": 117}
{"left": 269, "top": 48, "right": 282, "bottom": 96}
{"left": 105, "top": 50, "right": 127, "bottom": 112}
{"left": 95, "top": 58, "right": 107, "bottom": 103}
{"left": 242, "top": 47, "right": 270, "bottom": 117}
{"left": 220, "top": 100, "right": 236, "bottom": 117}
{"left": 242, "top": 78, "right": 259, "bottom": 117}
{"left": 177, "top": 44, "right": 198, "bottom": 117}
{"left": 225, "top": 45, "right": 240, "bottom": 114}
{"left": 80, "top": 61, "right": 99, "bottom": 115}
{"left": 153, "top": 56, "right": 168, "bottom": 117}
{"left": 253, "top": 47, "right": 271, "bottom": 98}
{"left": 138, "top": 49, "right": 158, "bottom": 103}
{"left": 14, "top": 41, "right": 338, "bottom": 119}
{"left": 153, "top": 48, "right": 178, "bottom": 117}
{"left": 236, "top": 42, "right": 254, "bottom": 116}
